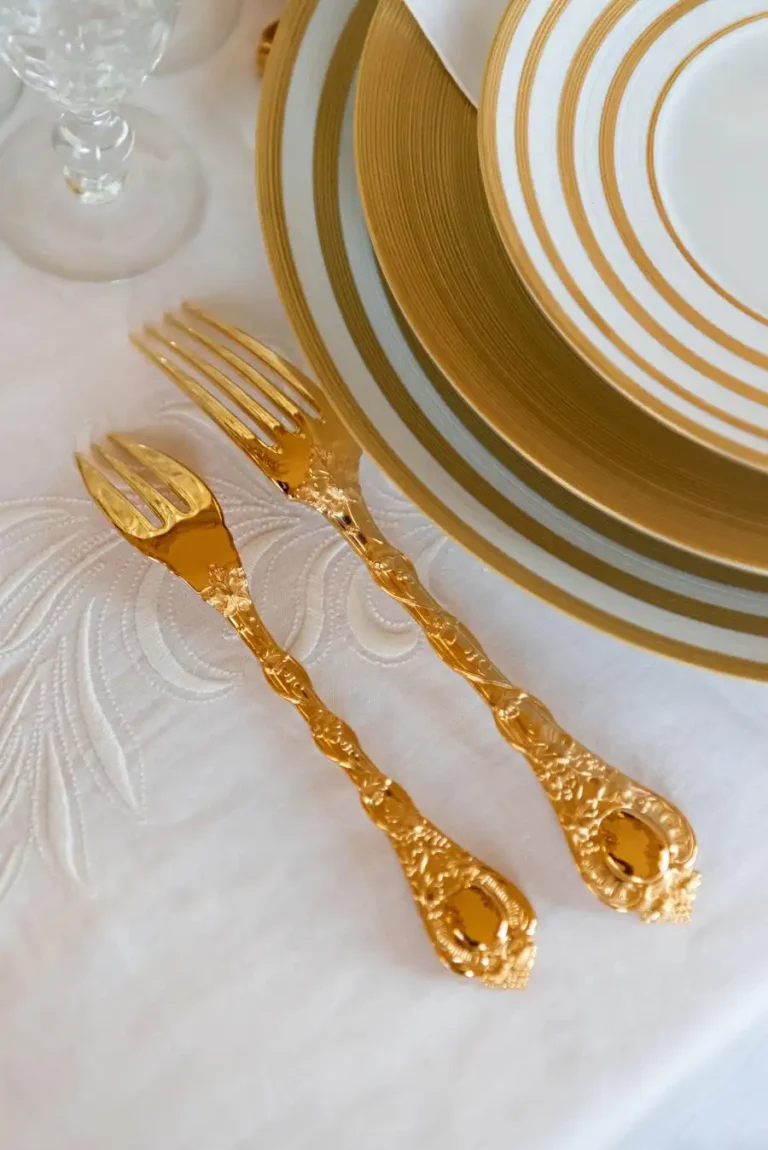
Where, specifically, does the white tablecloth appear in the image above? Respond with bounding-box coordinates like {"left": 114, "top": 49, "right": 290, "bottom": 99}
{"left": 1, "top": 4, "right": 768, "bottom": 1148}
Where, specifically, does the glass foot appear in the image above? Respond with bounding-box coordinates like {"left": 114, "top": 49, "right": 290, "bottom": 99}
{"left": 154, "top": 0, "right": 243, "bottom": 74}
{"left": 0, "top": 107, "right": 205, "bottom": 281}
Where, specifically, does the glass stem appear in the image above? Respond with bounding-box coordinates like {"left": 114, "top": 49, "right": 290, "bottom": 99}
{"left": 52, "top": 110, "right": 135, "bottom": 205}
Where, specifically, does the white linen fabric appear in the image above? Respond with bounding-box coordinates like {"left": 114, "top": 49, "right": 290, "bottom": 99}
{"left": 0, "top": 4, "right": 767, "bottom": 1149}
{"left": 404, "top": 0, "right": 506, "bottom": 105}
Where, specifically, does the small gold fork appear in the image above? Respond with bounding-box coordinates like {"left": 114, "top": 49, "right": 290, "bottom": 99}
{"left": 76, "top": 436, "right": 537, "bottom": 989}
{"left": 133, "top": 305, "right": 700, "bottom": 924}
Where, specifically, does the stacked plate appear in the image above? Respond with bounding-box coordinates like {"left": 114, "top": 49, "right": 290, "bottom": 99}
{"left": 257, "top": 0, "right": 768, "bottom": 678}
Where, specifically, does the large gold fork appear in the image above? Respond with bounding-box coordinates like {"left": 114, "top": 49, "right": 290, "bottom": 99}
{"left": 76, "top": 437, "right": 537, "bottom": 989}
{"left": 134, "top": 305, "right": 700, "bottom": 923}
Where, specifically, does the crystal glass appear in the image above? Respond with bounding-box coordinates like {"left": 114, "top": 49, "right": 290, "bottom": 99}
{"left": 0, "top": 0, "right": 205, "bottom": 280}
{"left": 154, "top": 0, "right": 242, "bottom": 74}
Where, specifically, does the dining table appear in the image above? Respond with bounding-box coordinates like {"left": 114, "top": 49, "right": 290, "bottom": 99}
{"left": 1, "top": 2, "right": 768, "bottom": 1147}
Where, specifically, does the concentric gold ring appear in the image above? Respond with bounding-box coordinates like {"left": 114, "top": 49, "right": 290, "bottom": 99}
{"left": 594, "top": 6, "right": 768, "bottom": 392}
{"left": 645, "top": 16, "right": 768, "bottom": 329}
{"left": 562, "top": 1, "right": 768, "bottom": 418}
{"left": 481, "top": 0, "right": 768, "bottom": 465}
{"left": 257, "top": 0, "right": 768, "bottom": 676}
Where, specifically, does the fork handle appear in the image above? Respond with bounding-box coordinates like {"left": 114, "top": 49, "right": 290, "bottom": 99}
{"left": 315, "top": 490, "right": 699, "bottom": 923}
{"left": 201, "top": 563, "right": 536, "bottom": 988}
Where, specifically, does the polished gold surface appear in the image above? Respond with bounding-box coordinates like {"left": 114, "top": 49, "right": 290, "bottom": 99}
{"left": 600, "top": 811, "right": 669, "bottom": 885}
{"left": 76, "top": 436, "right": 536, "bottom": 988}
{"left": 481, "top": 0, "right": 768, "bottom": 465}
{"left": 358, "top": 0, "right": 768, "bottom": 570}
{"left": 256, "top": 19, "right": 279, "bottom": 78}
{"left": 256, "top": 0, "right": 768, "bottom": 677}
{"left": 135, "top": 306, "right": 700, "bottom": 921}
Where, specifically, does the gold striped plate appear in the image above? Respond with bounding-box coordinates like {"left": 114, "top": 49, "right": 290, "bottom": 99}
{"left": 480, "top": 0, "right": 768, "bottom": 467}
{"left": 257, "top": 0, "right": 768, "bottom": 676}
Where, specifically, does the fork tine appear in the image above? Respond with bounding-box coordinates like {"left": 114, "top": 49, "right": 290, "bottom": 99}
{"left": 145, "top": 324, "right": 283, "bottom": 440}
{"left": 75, "top": 453, "right": 154, "bottom": 539}
{"left": 109, "top": 436, "right": 215, "bottom": 511}
{"left": 131, "top": 333, "right": 276, "bottom": 467}
{"left": 166, "top": 311, "right": 305, "bottom": 425}
{"left": 96, "top": 441, "right": 181, "bottom": 526}
{"left": 181, "top": 302, "right": 320, "bottom": 408}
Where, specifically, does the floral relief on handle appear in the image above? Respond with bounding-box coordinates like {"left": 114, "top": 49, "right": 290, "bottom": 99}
{"left": 202, "top": 564, "right": 537, "bottom": 988}
{"left": 297, "top": 458, "right": 700, "bottom": 923}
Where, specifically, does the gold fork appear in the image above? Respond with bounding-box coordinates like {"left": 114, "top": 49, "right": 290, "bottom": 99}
{"left": 134, "top": 305, "right": 700, "bottom": 924}
{"left": 76, "top": 436, "right": 537, "bottom": 989}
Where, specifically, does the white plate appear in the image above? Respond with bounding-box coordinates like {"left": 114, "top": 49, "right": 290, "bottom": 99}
{"left": 480, "top": 0, "right": 768, "bottom": 467}
{"left": 257, "top": 0, "right": 768, "bottom": 676}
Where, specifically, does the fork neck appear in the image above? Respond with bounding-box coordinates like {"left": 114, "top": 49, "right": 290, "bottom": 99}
{"left": 199, "top": 561, "right": 384, "bottom": 792}
{"left": 311, "top": 481, "right": 380, "bottom": 561}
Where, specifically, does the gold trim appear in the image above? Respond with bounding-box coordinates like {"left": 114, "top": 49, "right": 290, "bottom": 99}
{"left": 645, "top": 15, "right": 768, "bottom": 329}
{"left": 257, "top": 0, "right": 768, "bottom": 677}
{"left": 481, "top": 0, "right": 768, "bottom": 467}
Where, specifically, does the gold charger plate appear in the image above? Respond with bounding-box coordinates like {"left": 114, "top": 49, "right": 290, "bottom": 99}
{"left": 258, "top": 0, "right": 768, "bottom": 676}
{"left": 353, "top": 0, "right": 768, "bottom": 573}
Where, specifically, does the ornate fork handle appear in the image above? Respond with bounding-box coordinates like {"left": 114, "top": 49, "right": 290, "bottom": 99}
{"left": 303, "top": 473, "right": 700, "bottom": 924}
{"left": 201, "top": 564, "right": 537, "bottom": 989}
